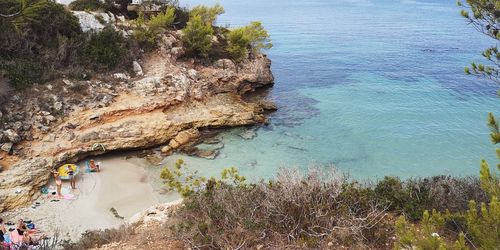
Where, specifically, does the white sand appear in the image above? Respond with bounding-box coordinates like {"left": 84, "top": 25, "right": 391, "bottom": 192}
{"left": 1, "top": 155, "right": 159, "bottom": 241}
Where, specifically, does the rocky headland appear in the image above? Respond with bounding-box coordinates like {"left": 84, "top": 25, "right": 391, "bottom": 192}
{"left": 0, "top": 28, "right": 275, "bottom": 212}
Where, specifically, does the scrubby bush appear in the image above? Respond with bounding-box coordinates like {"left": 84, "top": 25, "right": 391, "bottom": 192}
{"left": 182, "top": 15, "right": 213, "bottom": 58}
{"left": 148, "top": 6, "right": 176, "bottom": 31}
{"left": 0, "top": 0, "right": 82, "bottom": 88}
{"left": 61, "top": 225, "right": 133, "bottom": 250}
{"left": 394, "top": 162, "right": 500, "bottom": 249}
{"left": 189, "top": 4, "right": 224, "bottom": 25}
{"left": 80, "top": 27, "right": 129, "bottom": 71}
{"left": 162, "top": 165, "right": 392, "bottom": 249}
{"left": 395, "top": 210, "right": 468, "bottom": 250}
{"left": 0, "top": 0, "right": 137, "bottom": 88}
{"left": 131, "top": 8, "right": 176, "bottom": 50}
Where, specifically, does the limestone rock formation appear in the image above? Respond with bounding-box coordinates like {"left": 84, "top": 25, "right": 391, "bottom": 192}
{"left": 72, "top": 11, "right": 115, "bottom": 32}
{"left": 0, "top": 31, "right": 275, "bottom": 212}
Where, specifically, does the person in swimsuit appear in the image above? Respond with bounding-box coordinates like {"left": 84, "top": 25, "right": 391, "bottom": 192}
{"left": 89, "top": 159, "right": 100, "bottom": 172}
{"left": 65, "top": 165, "right": 76, "bottom": 189}
{"left": 22, "top": 231, "right": 37, "bottom": 246}
{"left": 52, "top": 171, "right": 62, "bottom": 198}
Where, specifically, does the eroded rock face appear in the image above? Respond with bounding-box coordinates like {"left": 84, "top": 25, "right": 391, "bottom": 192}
{"left": 0, "top": 158, "right": 53, "bottom": 212}
{"left": 0, "top": 31, "right": 275, "bottom": 212}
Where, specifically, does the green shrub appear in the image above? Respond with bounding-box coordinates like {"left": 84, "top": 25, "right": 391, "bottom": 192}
{"left": 81, "top": 27, "right": 128, "bottom": 71}
{"left": 69, "top": 0, "right": 106, "bottom": 11}
{"left": 189, "top": 4, "right": 224, "bottom": 25}
{"left": 148, "top": 6, "right": 176, "bottom": 32}
{"left": 226, "top": 27, "right": 250, "bottom": 61}
{"left": 394, "top": 210, "right": 468, "bottom": 250}
{"left": 243, "top": 21, "right": 273, "bottom": 54}
{"left": 226, "top": 21, "right": 272, "bottom": 61}
{"left": 0, "top": 0, "right": 82, "bottom": 88}
{"left": 182, "top": 15, "right": 213, "bottom": 58}
{"left": 131, "top": 9, "right": 176, "bottom": 51}
{"left": 131, "top": 12, "right": 158, "bottom": 50}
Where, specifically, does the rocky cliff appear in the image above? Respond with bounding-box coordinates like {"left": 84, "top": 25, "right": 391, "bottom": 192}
{"left": 0, "top": 31, "right": 274, "bottom": 212}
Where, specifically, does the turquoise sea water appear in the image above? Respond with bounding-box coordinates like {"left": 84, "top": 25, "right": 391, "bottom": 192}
{"left": 166, "top": 0, "right": 500, "bottom": 180}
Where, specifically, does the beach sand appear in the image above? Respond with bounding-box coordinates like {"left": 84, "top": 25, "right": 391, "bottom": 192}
{"left": 1, "top": 154, "right": 159, "bottom": 241}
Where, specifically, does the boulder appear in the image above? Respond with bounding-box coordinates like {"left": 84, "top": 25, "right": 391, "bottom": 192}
{"left": 168, "top": 128, "right": 200, "bottom": 149}
{"left": 214, "top": 59, "right": 236, "bottom": 71}
{"left": 53, "top": 101, "right": 63, "bottom": 111}
{"left": 257, "top": 99, "right": 277, "bottom": 111}
{"left": 113, "top": 73, "right": 130, "bottom": 80}
{"left": 170, "top": 47, "right": 185, "bottom": 59}
{"left": 3, "top": 129, "right": 21, "bottom": 143}
{"left": 62, "top": 79, "right": 75, "bottom": 87}
{"left": 133, "top": 61, "right": 144, "bottom": 76}
{"left": 72, "top": 11, "right": 115, "bottom": 32}
{"left": 0, "top": 142, "right": 13, "bottom": 153}
{"left": 128, "top": 200, "right": 183, "bottom": 228}
{"left": 193, "top": 149, "right": 219, "bottom": 160}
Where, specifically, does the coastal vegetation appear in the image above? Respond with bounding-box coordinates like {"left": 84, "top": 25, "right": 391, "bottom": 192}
{"left": 0, "top": 0, "right": 271, "bottom": 90}
{"left": 1, "top": 0, "right": 499, "bottom": 249}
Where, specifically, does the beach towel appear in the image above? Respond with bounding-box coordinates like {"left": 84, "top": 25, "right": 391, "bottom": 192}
{"left": 9, "top": 230, "right": 22, "bottom": 245}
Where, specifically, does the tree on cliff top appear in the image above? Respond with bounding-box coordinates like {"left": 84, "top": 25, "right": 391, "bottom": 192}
{"left": 459, "top": 0, "right": 500, "bottom": 83}
{"left": 227, "top": 21, "right": 272, "bottom": 61}
{"left": 182, "top": 14, "right": 213, "bottom": 58}
{"left": 189, "top": 3, "right": 224, "bottom": 25}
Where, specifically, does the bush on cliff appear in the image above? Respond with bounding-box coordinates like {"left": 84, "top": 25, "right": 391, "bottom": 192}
{"left": 0, "top": 0, "right": 138, "bottom": 88}
{"left": 80, "top": 27, "right": 129, "bottom": 71}
{"left": 182, "top": 14, "right": 213, "bottom": 58}
{"left": 189, "top": 4, "right": 224, "bottom": 25}
{"left": 227, "top": 22, "right": 272, "bottom": 62}
{"left": 0, "top": 0, "right": 82, "bottom": 88}
{"left": 131, "top": 8, "right": 176, "bottom": 51}
{"left": 69, "top": 0, "right": 107, "bottom": 11}
{"left": 226, "top": 27, "right": 251, "bottom": 62}
{"left": 148, "top": 6, "right": 176, "bottom": 31}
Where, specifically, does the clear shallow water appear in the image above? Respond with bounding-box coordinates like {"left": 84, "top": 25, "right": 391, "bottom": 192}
{"left": 170, "top": 0, "right": 500, "bottom": 180}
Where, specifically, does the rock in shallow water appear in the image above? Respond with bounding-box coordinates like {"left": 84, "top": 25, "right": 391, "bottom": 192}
{"left": 239, "top": 129, "right": 257, "bottom": 140}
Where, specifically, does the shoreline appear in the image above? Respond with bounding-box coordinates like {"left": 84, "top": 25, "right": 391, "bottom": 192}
{"left": 0, "top": 154, "right": 159, "bottom": 241}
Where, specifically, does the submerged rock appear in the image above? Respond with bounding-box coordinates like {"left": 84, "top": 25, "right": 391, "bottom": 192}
{"left": 239, "top": 129, "right": 257, "bottom": 140}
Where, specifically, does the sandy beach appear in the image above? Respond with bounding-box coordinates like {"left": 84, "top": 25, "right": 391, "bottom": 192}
{"left": 1, "top": 154, "right": 159, "bottom": 241}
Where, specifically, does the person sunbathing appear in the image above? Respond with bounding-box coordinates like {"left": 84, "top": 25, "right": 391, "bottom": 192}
{"left": 16, "top": 219, "right": 27, "bottom": 236}
{"left": 22, "top": 231, "right": 38, "bottom": 246}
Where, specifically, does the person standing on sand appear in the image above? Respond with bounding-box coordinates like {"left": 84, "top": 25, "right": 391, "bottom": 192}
{"left": 66, "top": 165, "right": 76, "bottom": 189}
{"left": 52, "top": 171, "right": 63, "bottom": 198}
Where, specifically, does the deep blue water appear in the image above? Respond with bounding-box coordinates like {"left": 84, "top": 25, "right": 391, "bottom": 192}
{"left": 165, "top": 0, "right": 500, "bottom": 180}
